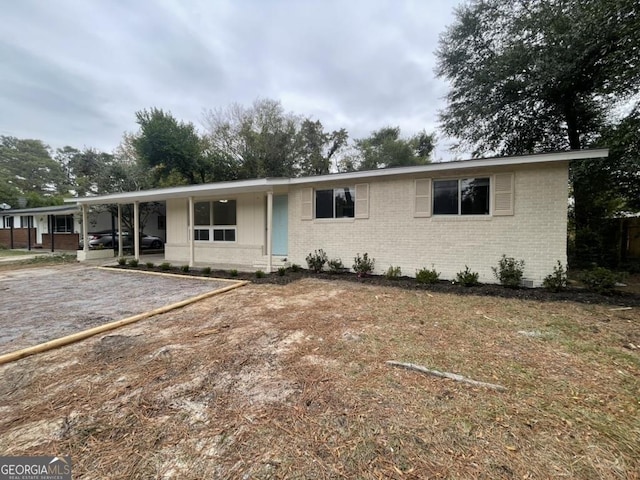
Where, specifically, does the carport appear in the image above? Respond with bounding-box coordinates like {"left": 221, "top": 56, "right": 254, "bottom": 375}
{"left": 66, "top": 178, "right": 285, "bottom": 272}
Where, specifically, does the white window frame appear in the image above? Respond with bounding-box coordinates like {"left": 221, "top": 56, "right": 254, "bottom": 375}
{"left": 314, "top": 186, "right": 356, "bottom": 219}
{"left": 193, "top": 200, "right": 237, "bottom": 243}
{"left": 432, "top": 177, "right": 491, "bottom": 216}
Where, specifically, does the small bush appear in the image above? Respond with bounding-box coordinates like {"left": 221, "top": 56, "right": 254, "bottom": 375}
{"left": 385, "top": 265, "right": 402, "bottom": 280}
{"left": 160, "top": 262, "right": 171, "bottom": 271}
{"left": 543, "top": 261, "right": 568, "bottom": 292}
{"left": 492, "top": 255, "right": 525, "bottom": 288}
{"left": 229, "top": 269, "right": 238, "bottom": 277}
{"left": 290, "top": 264, "right": 301, "bottom": 273}
{"left": 145, "top": 261, "right": 155, "bottom": 268}
{"left": 117, "top": 257, "right": 127, "bottom": 266}
{"left": 278, "top": 267, "right": 286, "bottom": 276}
{"left": 128, "top": 258, "right": 139, "bottom": 267}
{"left": 455, "top": 265, "right": 479, "bottom": 287}
{"left": 579, "top": 267, "right": 624, "bottom": 294}
{"left": 181, "top": 265, "right": 190, "bottom": 273}
{"left": 202, "top": 266, "right": 212, "bottom": 276}
{"left": 306, "top": 249, "right": 328, "bottom": 273}
{"left": 353, "top": 253, "right": 375, "bottom": 277}
{"left": 416, "top": 267, "right": 440, "bottom": 284}
{"left": 328, "top": 258, "right": 345, "bottom": 274}
{"left": 255, "top": 270, "right": 265, "bottom": 278}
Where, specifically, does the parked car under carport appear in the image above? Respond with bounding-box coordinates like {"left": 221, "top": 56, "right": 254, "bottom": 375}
{"left": 80, "top": 231, "right": 163, "bottom": 250}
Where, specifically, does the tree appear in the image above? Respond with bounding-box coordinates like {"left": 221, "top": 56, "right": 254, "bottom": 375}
{"left": 89, "top": 136, "right": 161, "bottom": 234}
{"left": 436, "top": 0, "right": 640, "bottom": 266}
{"left": 297, "top": 119, "right": 348, "bottom": 176}
{"left": 568, "top": 106, "right": 640, "bottom": 265}
{"left": 203, "top": 98, "right": 301, "bottom": 179}
{"left": 132, "top": 108, "right": 208, "bottom": 184}
{"left": 57, "top": 147, "right": 114, "bottom": 197}
{"left": 355, "top": 127, "right": 434, "bottom": 170}
{"left": 436, "top": 0, "right": 640, "bottom": 156}
{"left": 0, "top": 136, "right": 68, "bottom": 206}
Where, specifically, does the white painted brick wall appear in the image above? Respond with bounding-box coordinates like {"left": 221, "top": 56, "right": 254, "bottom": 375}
{"left": 287, "top": 164, "right": 569, "bottom": 287}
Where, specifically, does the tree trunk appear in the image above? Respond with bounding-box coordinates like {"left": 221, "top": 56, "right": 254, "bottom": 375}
{"left": 564, "top": 102, "right": 582, "bottom": 150}
{"left": 566, "top": 103, "right": 589, "bottom": 266}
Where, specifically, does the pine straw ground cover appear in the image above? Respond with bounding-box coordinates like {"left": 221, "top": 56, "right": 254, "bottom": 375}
{"left": 0, "top": 278, "right": 638, "bottom": 479}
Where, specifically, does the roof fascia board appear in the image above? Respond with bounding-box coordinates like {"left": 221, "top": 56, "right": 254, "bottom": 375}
{"left": 67, "top": 149, "right": 608, "bottom": 205}
{"left": 289, "top": 149, "right": 609, "bottom": 185}
{"left": 68, "top": 177, "right": 290, "bottom": 205}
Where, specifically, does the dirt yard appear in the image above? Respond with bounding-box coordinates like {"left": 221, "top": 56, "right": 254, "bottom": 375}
{"left": 0, "top": 267, "right": 638, "bottom": 479}
{"left": 0, "top": 265, "right": 233, "bottom": 354}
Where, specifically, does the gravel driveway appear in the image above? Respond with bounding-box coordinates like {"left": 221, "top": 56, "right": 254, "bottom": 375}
{"left": 0, "top": 265, "right": 235, "bottom": 354}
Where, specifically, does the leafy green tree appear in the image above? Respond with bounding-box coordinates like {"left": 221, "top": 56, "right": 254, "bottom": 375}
{"left": 90, "top": 139, "right": 162, "bottom": 235}
{"left": 57, "top": 147, "right": 114, "bottom": 197}
{"left": 355, "top": 127, "right": 434, "bottom": 170}
{"left": 297, "top": 119, "right": 348, "bottom": 176}
{"left": 436, "top": 0, "right": 640, "bottom": 156}
{"left": 203, "top": 99, "right": 301, "bottom": 179}
{"left": 598, "top": 107, "right": 640, "bottom": 213}
{"left": 569, "top": 106, "right": 640, "bottom": 264}
{"left": 0, "top": 175, "right": 20, "bottom": 208}
{"left": 132, "top": 108, "right": 208, "bottom": 184}
{"left": 0, "top": 136, "right": 68, "bottom": 206}
{"left": 436, "top": 0, "right": 640, "bottom": 266}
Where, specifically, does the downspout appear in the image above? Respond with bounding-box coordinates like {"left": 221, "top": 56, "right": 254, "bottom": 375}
{"left": 266, "top": 191, "right": 273, "bottom": 274}
{"left": 133, "top": 201, "right": 140, "bottom": 261}
{"left": 188, "top": 196, "right": 194, "bottom": 267}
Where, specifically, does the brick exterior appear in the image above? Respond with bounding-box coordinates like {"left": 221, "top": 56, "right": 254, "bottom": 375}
{"left": 0, "top": 228, "right": 38, "bottom": 249}
{"left": 42, "top": 233, "right": 80, "bottom": 251}
{"left": 287, "top": 163, "right": 569, "bottom": 287}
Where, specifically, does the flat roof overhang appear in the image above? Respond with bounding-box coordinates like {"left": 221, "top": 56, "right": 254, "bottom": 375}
{"left": 65, "top": 149, "right": 609, "bottom": 206}
{"left": 3, "top": 205, "right": 80, "bottom": 216}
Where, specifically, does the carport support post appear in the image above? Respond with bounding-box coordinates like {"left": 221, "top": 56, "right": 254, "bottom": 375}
{"left": 188, "top": 196, "right": 194, "bottom": 267}
{"left": 82, "top": 204, "right": 89, "bottom": 254}
{"left": 117, "top": 204, "right": 123, "bottom": 257}
{"left": 49, "top": 215, "right": 55, "bottom": 252}
{"left": 266, "top": 191, "right": 273, "bottom": 274}
{"left": 133, "top": 201, "right": 140, "bottom": 261}
{"left": 27, "top": 216, "right": 32, "bottom": 251}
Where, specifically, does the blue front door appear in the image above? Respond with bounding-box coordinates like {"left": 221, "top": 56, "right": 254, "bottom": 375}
{"left": 272, "top": 195, "right": 288, "bottom": 256}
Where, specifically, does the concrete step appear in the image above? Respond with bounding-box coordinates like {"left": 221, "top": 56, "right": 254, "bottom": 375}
{"left": 252, "top": 256, "right": 290, "bottom": 269}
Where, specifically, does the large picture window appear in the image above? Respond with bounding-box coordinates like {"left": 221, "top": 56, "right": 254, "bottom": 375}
{"left": 315, "top": 187, "right": 355, "bottom": 219}
{"left": 433, "top": 178, "right": 490, "bottom": 215}
{"left": 53, "top": 215, "right": 74, "bottom": 233}
{"left": 194, "top": 200, "right": 237, "bottom": 242}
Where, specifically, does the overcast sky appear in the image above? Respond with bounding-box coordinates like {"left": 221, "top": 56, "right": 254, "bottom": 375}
{"left": 0, "top": 0, "right": 462, "bottom": 160}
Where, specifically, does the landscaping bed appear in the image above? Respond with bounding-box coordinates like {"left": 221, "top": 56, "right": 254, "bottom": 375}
{"left": 108, "top": 263, "right": 640, "bottom": 307}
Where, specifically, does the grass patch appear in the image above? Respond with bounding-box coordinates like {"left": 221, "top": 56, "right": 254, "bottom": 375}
{"left": 0, "top": 249, "right": 47, "bottom": 257}
{"left": 1, "top": 278, "right": 637, "bottom": 478}
{"left": 21, "top": 253, "right": 76, "bottom": 265}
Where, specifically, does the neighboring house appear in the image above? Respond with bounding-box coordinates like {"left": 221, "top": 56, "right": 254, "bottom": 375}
{"left": 0, "top": 205, "right": 166, "bottom": 251}
{"left": 0, "top": 205, "right": 80, "bottom": 250}
{"left": 68, "top": 149, "right": 608, "bottom": 286}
